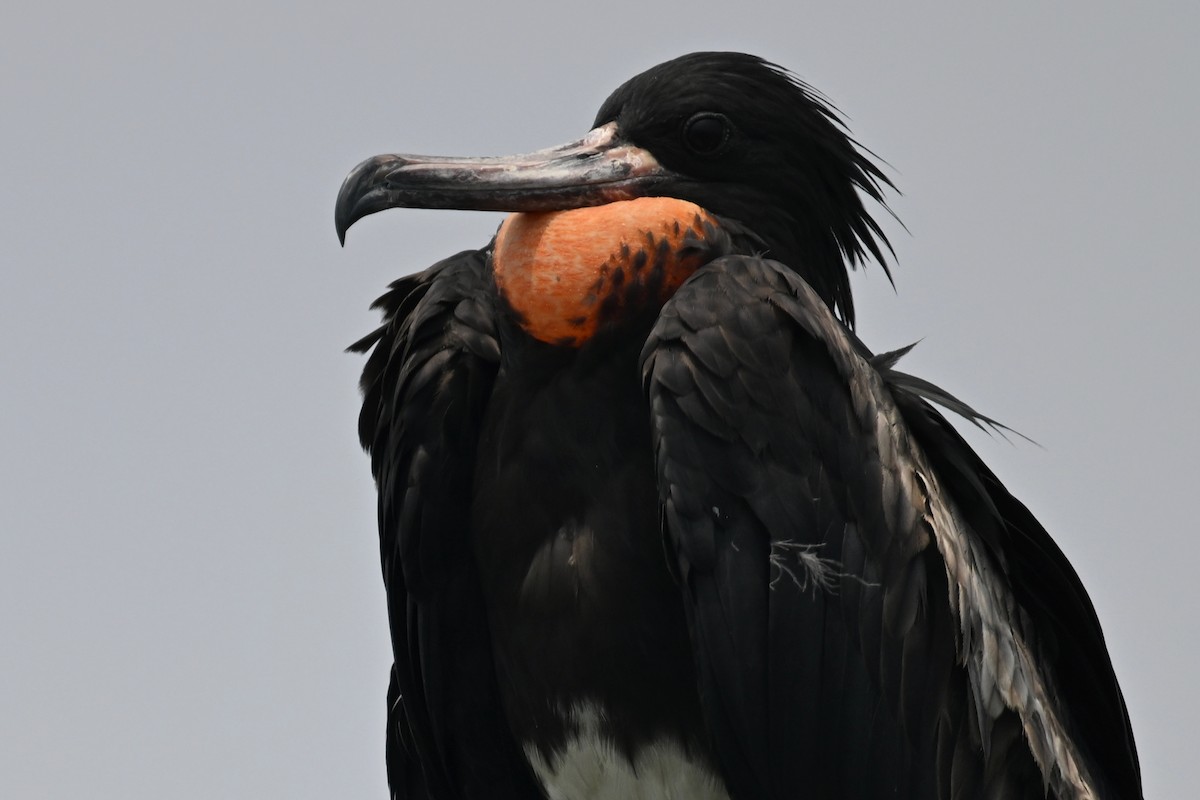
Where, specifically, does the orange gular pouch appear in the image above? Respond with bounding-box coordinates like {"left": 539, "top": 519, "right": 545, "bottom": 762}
{"left": 492, "top": 197, "right": 724, "bottom": 347}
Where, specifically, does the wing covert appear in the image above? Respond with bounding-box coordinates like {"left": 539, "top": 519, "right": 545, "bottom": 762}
{"left": 884, "top": 370, "right": 1143, "bottom": 799}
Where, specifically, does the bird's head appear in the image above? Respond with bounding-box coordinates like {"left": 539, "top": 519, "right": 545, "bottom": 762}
{"left": 336, "top": 52, "right": 893, "bottom": 327}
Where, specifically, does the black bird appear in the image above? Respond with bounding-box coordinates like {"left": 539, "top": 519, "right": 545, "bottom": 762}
{"left": 336, "top": 52, "right": 1141, "bottom": 800}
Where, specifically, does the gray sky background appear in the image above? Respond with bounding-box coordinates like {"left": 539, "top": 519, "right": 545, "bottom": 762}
{"left": 3, "top": 2, "right": 1196, "bottom": 797}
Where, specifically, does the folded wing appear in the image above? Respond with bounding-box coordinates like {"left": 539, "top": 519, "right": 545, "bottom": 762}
{"left": 642, "top": 255, "right": 1141, "bottom": 800}
{"left": 352, "top": 250, "right": 540, "bottom": 800}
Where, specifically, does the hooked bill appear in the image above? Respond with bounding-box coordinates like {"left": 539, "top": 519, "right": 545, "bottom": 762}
{"left": 493, "top": 197, "right": 723, "bottom": 347}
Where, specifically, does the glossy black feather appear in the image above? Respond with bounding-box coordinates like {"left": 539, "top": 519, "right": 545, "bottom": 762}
{"left": 885, "top": 376, "right": 1142, "bottom": 799}
{"left": 351, "top": 250, "right": 542, "bottom": 800}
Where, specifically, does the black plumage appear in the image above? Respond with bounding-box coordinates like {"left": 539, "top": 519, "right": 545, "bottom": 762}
{"left": 338, "top": 52, "right": 1141, "bottom": 800}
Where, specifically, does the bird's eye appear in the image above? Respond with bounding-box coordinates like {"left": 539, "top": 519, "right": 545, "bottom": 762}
{"left": 683, "top": 113, "right": 730, "bottom": 155}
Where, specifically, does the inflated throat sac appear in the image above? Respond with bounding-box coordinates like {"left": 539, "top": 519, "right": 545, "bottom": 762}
{"left": 493, "top": 197, "right": 723, "bottom": 347}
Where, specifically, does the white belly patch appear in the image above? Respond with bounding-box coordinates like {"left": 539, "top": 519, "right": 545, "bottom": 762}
{"left": 523, "top": 704, "right": 731, "bottom": 800}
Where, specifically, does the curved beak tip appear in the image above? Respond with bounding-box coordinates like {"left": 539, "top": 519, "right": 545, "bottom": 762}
{"left": 335, "top": 154, "right": 394, "bottom": 248}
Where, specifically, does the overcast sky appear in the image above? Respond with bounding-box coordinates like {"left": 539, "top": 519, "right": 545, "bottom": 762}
{"left": 2, "top": 2, "right": 1197, "bottom": 798}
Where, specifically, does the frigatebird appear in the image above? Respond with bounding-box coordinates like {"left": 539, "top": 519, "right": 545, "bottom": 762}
{"left": 335, "top": 52, "right": 1142, "bottom": 800}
